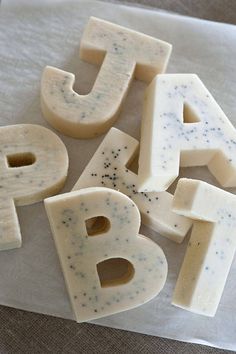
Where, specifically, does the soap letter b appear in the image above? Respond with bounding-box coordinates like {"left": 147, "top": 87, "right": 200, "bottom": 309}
{"left": 45, "top": 187, "right": 167, "bottom": 322}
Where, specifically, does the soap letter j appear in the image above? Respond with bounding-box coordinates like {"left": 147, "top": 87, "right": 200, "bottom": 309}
{"left": 0, "top": 124, "right": 68, "bottom": 251}
{"left": 41, "top": 17, "right": 172, "bottom": 138}
{"left": 138, "top": 74, "right": 236, "bottom": 191}
{"left": 45, "top": 187, "right": 167, "bottom": 322}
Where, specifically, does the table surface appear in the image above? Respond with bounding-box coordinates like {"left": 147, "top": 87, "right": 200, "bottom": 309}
{"left": 1, "top": 1, "right": 236, "bottom": 353}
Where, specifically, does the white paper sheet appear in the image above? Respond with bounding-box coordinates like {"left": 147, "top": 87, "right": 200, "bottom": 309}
{"left": 0, "top": 0, "right": 236, "bottom": 350}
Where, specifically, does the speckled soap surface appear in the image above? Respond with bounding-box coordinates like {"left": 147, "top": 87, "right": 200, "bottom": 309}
{"left": 138, "top": 74, "right": 236, "bottom": 192}
{"left": 0, "top": 124, "right": 68, "bottom": 250}
{"left": 73, "top": 127, "right": 191, "bottom": 243}
{"left": 1, "top": 0, "right": 236, "bottom": 351}
{"left": 45, "top": 187, "right": 167, "bottom": 322}
{"left": 172, "top": 179, "right": 236, "bottom": 317}
{"left": 41, "top": 17, "right": 171, "bottom": 138}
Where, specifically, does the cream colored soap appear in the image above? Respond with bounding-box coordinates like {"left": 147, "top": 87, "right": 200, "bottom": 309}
{"left": 73, "top": 128, "right": 191, "bottom": 243}
{"left": 41, "top": 17, "right": 172, "bottom": 138}
{"left": 45, "top": 187, "right": 168, "bottom": 322}
{"left": 172, "top": 178, "right": 236, "bottom": 317}
{"left": 0, "top": 124, "right": 68, "bottom": 251}
{"left": 138, "top": 74, "right": 236, "bottom": 192}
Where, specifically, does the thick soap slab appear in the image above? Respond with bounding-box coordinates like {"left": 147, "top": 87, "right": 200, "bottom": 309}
{"left": 45, "top": 187, "right": 167, "bottom": 322}
{"left": 0, "top": 124, "right": 68, "bottom": 250}
{"left": 172, "top": 178, "right": 236, "bottom": 317}
{"left": 41, "top": 17, "right": 172, "bottom": 138}
{"left": 138, "top": 74, "right": 236, "bottom": 192}
{"left": 73, "top": 127, "right": 191, "bottom": 243}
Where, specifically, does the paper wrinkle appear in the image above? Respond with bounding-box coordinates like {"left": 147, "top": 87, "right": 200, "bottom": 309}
{"left": 0, "top": 0, "right": 236, "bottom": 350}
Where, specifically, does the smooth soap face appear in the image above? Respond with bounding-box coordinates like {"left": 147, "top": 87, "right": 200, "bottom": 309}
{"left": 0, "top": 124, "right": 68, "bottom": 250}
{"left": 73, "top": 127, "right": 191, "bottom": 243}
{"left": 172, "top": 178, "right": 236, "bottom": 317}
{"left": 41, "top": 16, "right": 172, "bottom": 139}
{"left": 45, "top": 187, "right": 168, "bottom": 322}
{"left": 138, "top": 74, "right": 236, "bottom": 192}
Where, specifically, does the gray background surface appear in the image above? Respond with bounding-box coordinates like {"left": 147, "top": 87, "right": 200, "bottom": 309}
{"left": 0, "top": 1, "right": 236, "bottom": 353}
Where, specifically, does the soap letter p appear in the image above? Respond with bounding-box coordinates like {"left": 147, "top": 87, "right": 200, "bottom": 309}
{"left": 0, "top": 124, "right": 68, "bottom": 250}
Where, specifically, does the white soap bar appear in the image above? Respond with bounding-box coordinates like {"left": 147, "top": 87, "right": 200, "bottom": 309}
{"left": 45, "top": 187, "right": 168, "bottom": 322}
{"left": 73, "top": 127, "right": 191, "bottom": 243}
{"left": 41, "top": 16, "right": 172, "bottom": 139}
{"left": 172, "top": 178, "right": 236, "bottom": 317}
{"left": 138, "top": 74, "right": 236, "bottom": 192}
{"left": 0, "top": 124, "right": 68, "bottom": 250}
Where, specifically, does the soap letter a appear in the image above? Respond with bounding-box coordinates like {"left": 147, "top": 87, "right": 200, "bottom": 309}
{"left": 138, "top": 74, "right": 236, "bottom": 191}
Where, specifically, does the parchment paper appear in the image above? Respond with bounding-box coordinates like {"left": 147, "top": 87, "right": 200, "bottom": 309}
{"left": 0, "top": 0, "right": 236, "bottom": 350}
